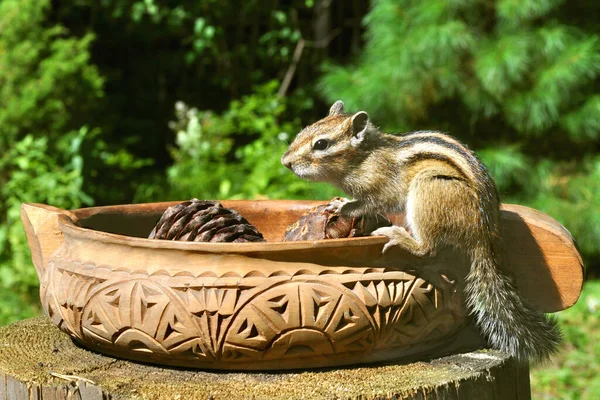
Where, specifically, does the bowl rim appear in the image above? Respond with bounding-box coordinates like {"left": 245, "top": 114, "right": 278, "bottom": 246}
{"left": 59, "top": 207, "right": 390, "bottom": 254}
{"left": 57, "top": 199, "right": 578, "bottom": 256}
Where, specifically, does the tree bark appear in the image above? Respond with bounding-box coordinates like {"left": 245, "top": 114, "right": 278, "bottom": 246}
{"left": 314, "top": 0, "right": 332, "bottom": 50}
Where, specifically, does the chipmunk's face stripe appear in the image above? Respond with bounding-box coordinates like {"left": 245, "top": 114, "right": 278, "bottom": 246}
{"left": 281, "top": 114, "right": 361, "bottom": 183}
{"left": 285, "top": 115, "right": 352, "bottom": 155}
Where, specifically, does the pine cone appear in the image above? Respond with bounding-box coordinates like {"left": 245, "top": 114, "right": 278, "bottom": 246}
{"left": 283, "top": 198, "right": 392, "bottom": 241}
{"left": 149, "top": 199, "right": 265, "bottom": 243}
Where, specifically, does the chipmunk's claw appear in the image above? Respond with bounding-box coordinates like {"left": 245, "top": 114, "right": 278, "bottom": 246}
{"left": 371, "top": 226, "right": 405, "bottom": 254}
{"left": 324, "top": 197, "right": 349, "bottom": 214}
{"left": 381, "top": 241, "right": 397, "bottom": 254}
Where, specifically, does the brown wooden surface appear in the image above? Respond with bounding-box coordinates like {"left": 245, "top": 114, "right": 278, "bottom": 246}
{"left": 0, "top": 317, "right": 531, "bottom": 400}
{"left": 24, "top": 200, "right": 584, "bottom": 312}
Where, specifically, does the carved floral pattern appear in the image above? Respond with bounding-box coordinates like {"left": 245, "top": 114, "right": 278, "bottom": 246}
{"left": 41, "top": 249, "right": 467, "bottom": 369}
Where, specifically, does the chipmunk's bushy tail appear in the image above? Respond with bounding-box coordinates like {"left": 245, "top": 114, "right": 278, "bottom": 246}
{"left": 465, "top": 247, "right": 562, "bottom": 364}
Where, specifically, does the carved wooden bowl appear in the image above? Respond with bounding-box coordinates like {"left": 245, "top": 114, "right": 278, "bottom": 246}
{"left": 21, "top": 201, "right": 583, "bottom": 370}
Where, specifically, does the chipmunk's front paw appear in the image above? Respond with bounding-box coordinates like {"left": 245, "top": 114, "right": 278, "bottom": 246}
{"left": 324, "top": 197, "right": 349, "bottom": 214}
{"left": 371, "top": 226, "right": 408, "bottom": 254}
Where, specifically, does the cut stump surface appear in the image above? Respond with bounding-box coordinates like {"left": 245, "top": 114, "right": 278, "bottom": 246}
{"left": 0, "top": 317, "right": 530, "bottom": 400}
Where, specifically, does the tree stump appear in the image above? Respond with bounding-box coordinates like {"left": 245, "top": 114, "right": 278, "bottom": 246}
{"left": 0, "top": 317, "right": 530, "bottom": 400}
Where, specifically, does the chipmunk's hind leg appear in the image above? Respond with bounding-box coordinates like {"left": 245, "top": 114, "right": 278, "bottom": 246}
{"left": 372, "top": 173, "right": 476, "bottom": 256}
{"left": 371, "top": 175, "right": 437, "bottom": 256}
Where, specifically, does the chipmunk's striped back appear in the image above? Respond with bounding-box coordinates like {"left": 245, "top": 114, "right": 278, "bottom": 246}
{"left": 392, "top": 131, "right": 501, "bottom": 235}
{"left": 395, "top": 131, "right": 494, "bottom": 193}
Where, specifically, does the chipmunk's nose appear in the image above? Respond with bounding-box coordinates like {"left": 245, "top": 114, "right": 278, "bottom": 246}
{"left": 281, "top": 153, "right": 292, "bottom": 170}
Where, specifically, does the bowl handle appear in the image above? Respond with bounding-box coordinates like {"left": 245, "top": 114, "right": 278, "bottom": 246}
{"left": 20, "top": 203, "right": 77, "bottom": 280}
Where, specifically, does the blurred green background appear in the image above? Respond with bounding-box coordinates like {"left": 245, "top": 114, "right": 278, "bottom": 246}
{"left": 1, "top": 0, "right": 598, "bottom": 397}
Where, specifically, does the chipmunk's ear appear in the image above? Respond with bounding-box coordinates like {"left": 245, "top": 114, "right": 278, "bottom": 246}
{"left": 329, "top": 100, "right": 344, "bottom": 116}
{"left": 350, "top": 111, "right": 369, "bottom": 144}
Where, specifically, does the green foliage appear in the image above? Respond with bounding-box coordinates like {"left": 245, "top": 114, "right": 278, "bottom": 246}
{"left": 320, "top": 0, "right": 600, "bottom": 261}
{"left": 0, "top": 130, "right": 92, "bottom": 324}
{"left": 529, "top": 157, "right": 600, "bottom": 255}
{"left": 0, "top": 0, "right": 103, "bottom": 148}
{"left": 477, "top": 145, "right": 531, "bottom": 190}
{"left": 531, "top": 281, "right": 600, "bottom": 399}
{"left": 53, "top": 0, "right": 323, "bottom": 205}
{"left": 162, "top": 81, "right": 338, "bottom": 201}
{"left": 0, "top": 0, "right": 103, "bottom": 325}
{"left": 92, "top": 0, "right": 310, "bottom": 96}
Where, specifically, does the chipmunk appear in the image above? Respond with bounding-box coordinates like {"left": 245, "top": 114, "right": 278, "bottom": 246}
{"left": 281, "top": 100, "right": 561, "bottom": 363}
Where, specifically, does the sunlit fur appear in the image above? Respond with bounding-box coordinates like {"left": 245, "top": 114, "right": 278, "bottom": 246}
{"left": 281, "top": 102, "right": 561, "bottom": 364}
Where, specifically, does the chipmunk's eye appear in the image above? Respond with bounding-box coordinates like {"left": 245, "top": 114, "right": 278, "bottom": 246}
{"left": 313, "top": 139, "right": 330, "bottom": 151}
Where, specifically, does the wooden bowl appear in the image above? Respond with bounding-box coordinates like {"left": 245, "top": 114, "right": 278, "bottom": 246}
{"left": 21, "top": 200, "right": 583, "bottom": 370}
